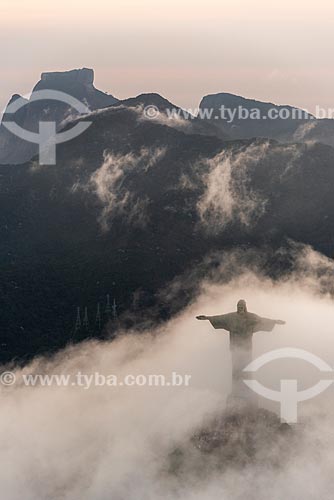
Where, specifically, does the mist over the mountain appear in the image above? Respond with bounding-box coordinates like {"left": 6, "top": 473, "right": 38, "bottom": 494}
{"left": 3, "top": 0, "right": 334, "bottom": 496}
{"left": 2, "top": 250, "right": 334, "bottom": 499}
{"left": 2, "top": 81, "right": 334, "bottom": 362}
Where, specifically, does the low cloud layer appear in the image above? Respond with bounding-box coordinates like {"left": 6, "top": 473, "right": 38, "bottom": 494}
{"left": 197, "top": 143, "right": 270, "bottom": 230}
{"left": 2, "top": 247, "right": 334, "bottom": 499}
{"left": 76, "top": 147, "right": 166, "bottom": 230}
{"left": 196, "top": 142, "right": 306, "bottom": 232}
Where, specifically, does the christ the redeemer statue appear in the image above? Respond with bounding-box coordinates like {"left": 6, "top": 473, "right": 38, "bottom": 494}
{"left": 196, "top": 299, "right": 285, "bottom": 401}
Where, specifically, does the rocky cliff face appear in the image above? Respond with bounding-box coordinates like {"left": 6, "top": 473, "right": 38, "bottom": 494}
{"left": 0, "top": 68, "right": 118, "bottom": 165}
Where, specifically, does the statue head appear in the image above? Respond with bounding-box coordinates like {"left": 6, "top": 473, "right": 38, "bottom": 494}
{"left": 237, "top": 299, "right": 247, "bottom": 314}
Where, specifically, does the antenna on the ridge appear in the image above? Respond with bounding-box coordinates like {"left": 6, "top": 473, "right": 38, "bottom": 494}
{"left": 83, "top": 306, "right": 89, "bottom": 329}
{"left": 105, "top": 294, "right": 111, "bottom": 317}
{"left": 75, "top": 307, "right": 82, "bottom": 332}
{"left": 112, "top": 298, "right": 117, "bottom": 320}
{"left": 95, "top": 302, "right": 102, "bottom": 330}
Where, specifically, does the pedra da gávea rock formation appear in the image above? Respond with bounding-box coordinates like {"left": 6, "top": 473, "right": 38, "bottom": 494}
{"left": 0, "top": 68, "right": 118, "bottom": 165}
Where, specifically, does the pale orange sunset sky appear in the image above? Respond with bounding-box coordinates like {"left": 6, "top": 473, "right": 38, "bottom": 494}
{"left": 1, "top": 0, "right": 334, "bottom": 114}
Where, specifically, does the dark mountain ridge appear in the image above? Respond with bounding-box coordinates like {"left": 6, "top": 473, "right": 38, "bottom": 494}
{"left": 1, "top": 95, "right": 334, "bottom": 362}
{"left": 199, "top": 92, "right": 334, "bottom": 148}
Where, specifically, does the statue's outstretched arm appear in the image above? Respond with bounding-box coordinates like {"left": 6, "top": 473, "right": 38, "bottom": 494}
{"left": 253, "top": 315, "right": 286, "bottom": 332}
{"left": 196, "top": 314, "right": 230, "bottom": 331}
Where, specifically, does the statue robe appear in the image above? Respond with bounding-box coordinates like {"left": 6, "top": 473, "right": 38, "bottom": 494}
{"left": 207, "top": 312, "right": 277, "bottom": 350}
{"left": 207, "top": 312, "right": 277, "bottom": 400}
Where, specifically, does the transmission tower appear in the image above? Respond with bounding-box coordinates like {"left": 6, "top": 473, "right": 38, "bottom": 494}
{"left": 105, "top": 294, "right": 111, "bottom": 317}
{"left": 112, "top": 298, "right": 117, "bottom": 320}
{"left": 75, "top": 307, "right": 82, "bottom": 332}
{"left": 83, "top": 306, "right": 89, "bottom": 329}
{"left": 95, "top": 303, "right": 102, "bottom": 330}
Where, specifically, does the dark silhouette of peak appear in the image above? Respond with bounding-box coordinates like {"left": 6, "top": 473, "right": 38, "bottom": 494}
{"left": 114, "top": 93, "right": 228, "bottom": 140}
{"left": 200, "top": 92, "right": 315, "bottom": 117}
{"left": 38, "top": 68, "right": 94, "bottom": 88}
{"left": 201, "top": 92, "right": 311, "bottom": 112}
{"left": 199, "top": 92, "right": 314, "bottom": 142}
{"left": 6, "top": 93, "right": 26, "bottom": 106}
{"left": 32, "top": 67, "right": 118, "bottom": 109}
{"left": 0, "top": 68, "right": 119, "bottom": 165}
{"left": 117, "top": 93, "right": 179, "bottom": 111}
{"left": 199, "top": 92, "right": 334, "bottom": 147}
{"left": 1, "top": 94, "right": 29, "bottom": 122}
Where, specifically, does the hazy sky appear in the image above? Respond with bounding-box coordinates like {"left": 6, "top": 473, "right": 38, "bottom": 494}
{"left": 1, "top": 0, "right": 334, "bottom": 114}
